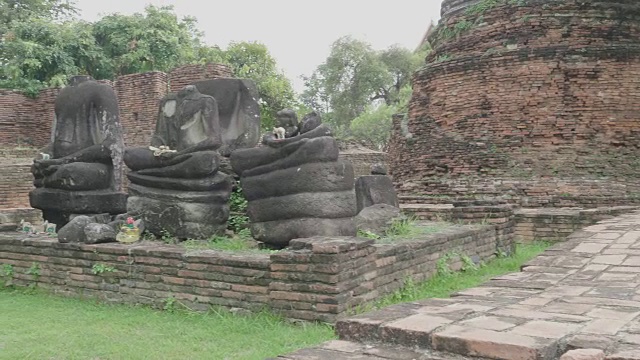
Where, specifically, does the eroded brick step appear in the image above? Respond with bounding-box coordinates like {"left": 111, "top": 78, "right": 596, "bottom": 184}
{"left": 335, "top": 299, "right": 563, "bottom": 360}
{"left": 270, "top": 340, "right": 486, "bottom": 360}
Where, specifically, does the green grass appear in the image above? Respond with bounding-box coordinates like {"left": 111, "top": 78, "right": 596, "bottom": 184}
{"left": 358, "top": 217, "right": 453, "bottom": 244}
{"left": 377, "top": 220, "right": 453, "bottom": 244}
{"left": 358, "top": 241, "right": 551, "bottom": 312}
{"left": 182, "top": 235, "right": 278, "bottom": 254}
{"left": 0, "top": 291, "right": 334, "bottom": 360}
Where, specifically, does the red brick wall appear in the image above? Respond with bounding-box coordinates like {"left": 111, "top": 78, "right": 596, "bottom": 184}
{"left": 168, "top": 63, "right": 233, "bottom": 92}
{"left": 32, "top": 88, "right": 60, "bottom": 148}
{"left": 0, "top": 63, "right": 233, "bottom": 149}
{"left": 388, "top": 1, "right": 640, "bottom": 202}
{"left": 0, "top": 91, "right": 35, "bottom": 146}
{"left": 115, "top": 72, "right": 169, "bottom": 147}
{"left": 0, "top": 164, "right": 33, "bottom": 208}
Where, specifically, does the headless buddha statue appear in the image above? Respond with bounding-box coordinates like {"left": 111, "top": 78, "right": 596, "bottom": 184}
{"left": 30, "top": 75, "right": 126, "bottom": 227}
{"left": 124, "top": 85, "right": 221, "bottom": 180}
{"left": 33, "top": 76, "right": 123, "bottom": 190}
{"left": 124, "top": 85, "right": 231, "bottom": 239}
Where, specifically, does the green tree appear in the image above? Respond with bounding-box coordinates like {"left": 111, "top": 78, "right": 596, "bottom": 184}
{"left": 0, "top": 19, "right": 106, "bottom": 96}
{"left": 0, "top": 4, "right": 298, "bottom": 128}
{"left": 92, "top": 5, "right": 206, "bottom": 77}
{"left": 350, "top": 103, "right": 396, "bottom": 150}
{"left": 0, "top": 0, "right": 77, "bottom": 36}
{"left": 377, "top": 45, "right": 423, "bottom": 104}
{"left": 302, "top": 36, "right": 391, "bottom": 134}
{"left": 303, "top": 36, "right": 429, "bottom": 143}
{"left": 350, "top": 85, "right": 413, "bottom": 150}
{"left": 224, "top": 41, "right": 296, "bottom": 130}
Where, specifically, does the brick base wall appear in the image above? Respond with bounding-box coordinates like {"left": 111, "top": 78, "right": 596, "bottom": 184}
{"left": 0, "top": 221, "right": 510, "bottom": 322}
{"left": 397, "top": 178, "right": 640, "bottom": 209}
{"left": 514, "top": 206, "right": 638, "bottom": 243}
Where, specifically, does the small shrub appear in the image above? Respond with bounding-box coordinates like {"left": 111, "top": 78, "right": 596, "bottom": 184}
{"left": 229, "top": 186, "right": 249, "bottom": 234}
{"left": 357, "top": 229, "right": 380, "bottom": 240}
{"left": 435, "top": 54, "right": 451, "bottom": 63}
{"left": 436, "top": 253, "right": 455, "bottom": 276}
{"left": 91, "top": 263, "right": 116, "bottom": 275}
{"left": 163, "top": 296, "right": 177, "bottom": 313}
{"left": 1, "top": 264, "right": 14, "bottom": 287}
{"left": 461, "top": 254, "right": 479, "bottom": 272}
{"left": 27, "top": 263, "right": 40, "bottom": 280}
{"left": 141, "top": 231, "right": 156, "bottom": 241}
{"left": 385, "top": 217, "right": 414, "bottom": 237}
{"left": 465, "top": 0, "right": 501, "bottom": 15}
{"left": 160, "top": 229, "right": 177, "bottom": 245}
{"left": 26, "top": 262, "right": 41, "bottom": 289}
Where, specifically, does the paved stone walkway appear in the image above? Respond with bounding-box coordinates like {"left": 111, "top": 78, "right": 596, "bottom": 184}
{"left": 274, "top": 211, "right": 640, "bottom": 360}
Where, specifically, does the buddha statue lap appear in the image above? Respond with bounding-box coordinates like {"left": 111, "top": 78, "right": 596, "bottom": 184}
{"left": 29, "top": 76, "right": 126, "bottom": 227}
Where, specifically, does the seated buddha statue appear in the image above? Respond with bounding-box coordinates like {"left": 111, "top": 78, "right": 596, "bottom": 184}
{"left": 124, "top": 85, "right": 222, "bottom": 180}
{"left": 29, "top": 75, "right": 126, "bottom": 227}
{"left": 124, "top": 85, "right": 232, "bottom": 240}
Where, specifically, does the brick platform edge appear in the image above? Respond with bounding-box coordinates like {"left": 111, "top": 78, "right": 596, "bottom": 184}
{"left": 403, "top": 202, "right": 639, "bottom": 244}
{"left": 0, "top": 219, "right": 511, "bottom": 322}
{"left": 514, "top": 207, "right": 640, "bottom": 243}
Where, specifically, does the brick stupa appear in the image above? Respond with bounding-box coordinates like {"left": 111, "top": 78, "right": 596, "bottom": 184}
{"left": 388, "top": 0, "right": 640, "bottom": 207}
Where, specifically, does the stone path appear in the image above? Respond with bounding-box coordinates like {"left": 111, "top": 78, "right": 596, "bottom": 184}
{"left": 274, "top": 211, "right": 640, "bottom": 360}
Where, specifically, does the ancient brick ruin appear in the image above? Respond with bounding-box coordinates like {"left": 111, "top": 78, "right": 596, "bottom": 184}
{"left": 0, "top": 63, "right": 233, "bottom": 149}
{"left": 388, "top": 0, "right": 640, "bottom": 207}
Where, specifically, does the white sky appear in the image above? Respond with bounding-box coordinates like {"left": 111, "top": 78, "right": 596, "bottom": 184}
{"left": 74, "top": 0, "right": 442, "bottom": 93}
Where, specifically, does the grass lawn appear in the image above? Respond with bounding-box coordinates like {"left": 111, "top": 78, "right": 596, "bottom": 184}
{"left": 0, "top": 242, "right": 549, "bottom": 359}
{"left": 0, "top": 292, "right": 334, "bottom": 360}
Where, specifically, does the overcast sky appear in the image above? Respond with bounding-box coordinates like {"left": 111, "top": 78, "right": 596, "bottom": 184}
{"left": 74, "top": 0, "right": 442, "bottom": 93}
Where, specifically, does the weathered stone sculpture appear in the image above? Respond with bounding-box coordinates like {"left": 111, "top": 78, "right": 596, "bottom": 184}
{"left": 275, "top": 109, "right": 300, "bottom": 139}
{"left": 231, "top": 114, "right": 357, "bottom": 247}
{"left": 30, "top": 76, "right": 126, "bottom": 227}
{"left": 192, "top": 78, "right": 261, "bottom": 156}
{"left": 355, "top": 164, "right": 399, "bottom": 213}
{"left": 299, "top": 111, "right": 322, "bottom": 135}
{"left": 124, "top": 85, "right": 232, "bottom": 239}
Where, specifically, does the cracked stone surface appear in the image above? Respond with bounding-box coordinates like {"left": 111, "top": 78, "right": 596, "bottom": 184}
{"left": 276, "top": 211, "right": 640, "bottom": 360}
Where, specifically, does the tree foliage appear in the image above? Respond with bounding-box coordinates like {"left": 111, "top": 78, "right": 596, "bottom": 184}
{"left": 92, "top": 5, "right": 209, "bottom": 76}
{"left": 350, "top": 85, "right": 413, "bottom": 150}
{"left": 224, "top": 42, "right": 296, "bottom": 130}
{"left": 302, "top": 36, "right": 430, "bottom": 145}
{"left": 0, "top": 0, "right": 77, "bottom": 35}
{"left": 0, "top": 3, "right": 296, "bottom": 124}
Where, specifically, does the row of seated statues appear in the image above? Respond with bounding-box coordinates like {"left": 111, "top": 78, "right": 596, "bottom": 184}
{"left": 29, "top": 76, "right": 397, "bottom": 247}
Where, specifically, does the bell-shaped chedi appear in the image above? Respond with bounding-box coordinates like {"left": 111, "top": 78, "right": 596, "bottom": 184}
{"left": 30, "top": 76, "right": 126, "bottom": 227}
{"left": 124, "top": 85, "right": 232, "bottom": 239}
{"left": 231, "top": 112, "right": 357, "bottom": 247}
{"left": 388, "top": 0, "right": 640, "bottom": 205}
{"left": 192, "top": 78, "right": 261, "bottom": 156}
